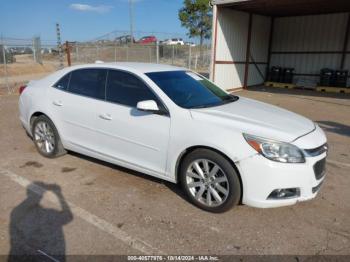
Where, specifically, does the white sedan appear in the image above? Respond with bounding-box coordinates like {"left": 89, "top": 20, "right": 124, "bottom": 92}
{"left": 19, "top": 62, "right": 328, "bottom": 212}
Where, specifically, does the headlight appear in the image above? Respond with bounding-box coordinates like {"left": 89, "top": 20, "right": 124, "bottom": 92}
{"left": 243, "top": 134, "right": 305, "bottom": 163}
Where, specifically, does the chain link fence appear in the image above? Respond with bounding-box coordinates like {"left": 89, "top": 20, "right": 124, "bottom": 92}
{"left": 70, "top": 42, "right": 211, "bottom": 71}
{"left": 0, "top": 37, "right": 61, "bottom": 94}
{"left": 1, "top": 37, "right": 211, "bottom": 95}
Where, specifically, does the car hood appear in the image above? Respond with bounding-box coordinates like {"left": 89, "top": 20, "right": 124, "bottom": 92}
{"left": 190, "top": 96, "right": 315, "bottom": 142}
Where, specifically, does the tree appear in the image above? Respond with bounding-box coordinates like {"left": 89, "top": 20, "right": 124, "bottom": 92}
{"left": 178, "top": 0, "right": 212, "bottom": 54}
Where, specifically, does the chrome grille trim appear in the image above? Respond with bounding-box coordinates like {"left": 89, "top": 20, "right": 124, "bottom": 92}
{"left": 303, "top": 143, "right": 328, "bottom": 157}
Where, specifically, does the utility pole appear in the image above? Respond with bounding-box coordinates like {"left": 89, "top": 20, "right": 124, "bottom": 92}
{"left": 129, "top": 0, "right": 134, "bottom": 45}
{"left": 56, "top": 23, "right": 64, "bottom": 68}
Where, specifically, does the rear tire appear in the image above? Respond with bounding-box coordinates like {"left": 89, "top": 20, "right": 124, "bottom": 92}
{"left": 32, "top": 115, "right": 66, "bottom": 158}
{"left": 179, "top": 149, "right": 241, "bottom": 213}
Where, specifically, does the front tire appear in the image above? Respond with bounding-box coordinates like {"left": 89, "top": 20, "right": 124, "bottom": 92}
{"left": 32, "top": 115, "right": 66, "bottom": 158}
{"left": 180, "top": 149, "right": 241, "bottom": 213}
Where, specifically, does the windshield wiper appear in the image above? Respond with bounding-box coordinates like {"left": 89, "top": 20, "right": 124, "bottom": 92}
{"left": 217, "top": 95, "right": 239, "bottom": 105}
{"left": 188, "top": 95, "right": 239, "bottom": 109}
{"left": 223, "top": 95, "right": 239, "bottom": 101}
{"left": 190, "top": 104, "right": 217, "bottom": 109}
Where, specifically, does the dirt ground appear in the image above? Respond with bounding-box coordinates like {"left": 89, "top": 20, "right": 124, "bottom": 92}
{"left": 0, "top": 87, "right": 349, "bottom": 259}
{"left": 0, "top": 55, "right": 61, "bottom": 95}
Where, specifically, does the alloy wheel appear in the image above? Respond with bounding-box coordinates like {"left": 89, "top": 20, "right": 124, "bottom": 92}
{"left": 33, "top": 121, "right": 56, "bottom": 154}
{"left": 185, "top": 159, "right": 229, "bottom": 207}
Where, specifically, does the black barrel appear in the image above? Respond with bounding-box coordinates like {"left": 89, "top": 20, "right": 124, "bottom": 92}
{"left": 268, "top": 66, "right": 282, "bottom": 82}
{"left": 320, "top": 68, "right": 335, "bottom": 87}
{"left": 282, "top": 68, "right": 294, "bottom": 83}
{"left": 334, "top": 70, "right": 348, "bottom": 87}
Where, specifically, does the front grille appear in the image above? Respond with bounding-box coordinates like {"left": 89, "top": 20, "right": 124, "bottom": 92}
{"left": 313, "top": 158, "right": 326, "bottom": 180}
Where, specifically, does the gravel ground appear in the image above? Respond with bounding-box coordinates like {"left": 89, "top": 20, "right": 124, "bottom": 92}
{"left": 0, "top": 87, "right": 349, "bottom": 259}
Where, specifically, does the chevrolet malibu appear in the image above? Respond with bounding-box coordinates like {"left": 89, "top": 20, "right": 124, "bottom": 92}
{"left": 19, "top": 63, "right": 328, "bottom": 212}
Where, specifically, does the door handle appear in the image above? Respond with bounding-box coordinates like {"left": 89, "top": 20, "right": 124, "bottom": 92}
{"left": 53, "top": 100, "right": 63, "bottom": 106}
{"left": 99, "top": 113, "right": 112, "bottom": 121}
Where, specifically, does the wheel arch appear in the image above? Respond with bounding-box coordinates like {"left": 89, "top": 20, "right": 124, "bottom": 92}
{"left": 29, "top": 112, "right": 63, "bottom": 141}
{"left": 175, "top": 145, "right": 243, "bottom": 203}
{"left": 30, "top": 111, "right": 49, "bottom": 130}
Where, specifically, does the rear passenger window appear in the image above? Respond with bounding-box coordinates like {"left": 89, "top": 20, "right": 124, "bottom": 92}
{"left": 106, "top": 70, "right": 158, "bottom": 107}
{"left": 54, "top": 73, "right": 71, "bottom": 90}
{"left": 68, "top": 69, "right": 107, "bottom": 99}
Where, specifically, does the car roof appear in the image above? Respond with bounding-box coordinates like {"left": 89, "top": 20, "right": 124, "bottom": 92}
{"left": 65, "top": 62, "right": 186, "bottom": 74}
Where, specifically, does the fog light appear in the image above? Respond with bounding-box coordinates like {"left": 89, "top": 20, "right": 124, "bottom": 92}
{"left": 267, "top": 188, "right": 300, "bottom": 200}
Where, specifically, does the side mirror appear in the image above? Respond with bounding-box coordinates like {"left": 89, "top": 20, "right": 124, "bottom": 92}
{"left": 136, "top": 100, "right": 160, "bottom": 113}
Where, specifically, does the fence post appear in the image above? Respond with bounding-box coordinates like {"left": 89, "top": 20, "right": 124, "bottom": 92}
{"left": 32, "top": 37, "right": 36, "bottom": 63}
{"left": 156, "top": 41, "right": 159, "bottom": 64}
{"left": 65, "top": 41, "right": 71, "bottom": 66}
{"left": 83, "top": 46, "right": 86, "bottom": 64}
{"left": 188, "top": 45, "right": 192, "bottom": 69}
{"left": 1, "top": 38, "right": 10, "bottom": 94}
{"left": 172, "top": 45, "right": 175, "bottom": 65}
{"left": 126, "top": 45, "right": 129, "bottom": 61}
{"left": 32, "top": 36, "right": 42, "bottom": 64}
{"left": 148, "top": 46, "right": 152, "bottom": 62}
{"left": 114, "top": 44, "right": 117, "bottom": 62}
{"left": 76, "top": 45, "right": 79, "bottom": 63}
{"left": 207, "top": 44, "right": 210, "bottom": 65}
{"left": 96, "top": 45, "right": 99, "bottom": 61}
{"left": 195, "top": 54, "right": 198, "bottom": 71}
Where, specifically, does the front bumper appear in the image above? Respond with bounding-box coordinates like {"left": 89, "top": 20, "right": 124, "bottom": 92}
{"left": 237, "top": 152, "right": 326, "bottom": 208}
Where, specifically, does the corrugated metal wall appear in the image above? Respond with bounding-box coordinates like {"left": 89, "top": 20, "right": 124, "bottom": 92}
{"left": 213, "top": 9, "right": 249, "bottom": 89}
{"left": 216, "top": 9, "right": 248, "bottom": 62}
{"left": 215, "top": 64, "right": 246, "bottom": 89}
{"left": 212, "top": 8, "right": 270, "bottom": 89}
{"left": 212, "top": 7, "right": 348, "bottom": 89}
{"left": 270, "top": 13, "right": 349, "bottom": 85}
{"left": 248, "top": 64, "right": 268, "bottom": 86}
{"left": 272, "top": 14, "right": 347, "bottom": 51}
{"left": 270, "top": 54, "right": 341, "bottom": 73}
{"left": 249, "top": 14, "right": 270, "bottom": 86}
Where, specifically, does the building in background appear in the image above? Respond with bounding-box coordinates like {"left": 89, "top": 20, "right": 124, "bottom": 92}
{"left": 210, "top": 0, "right": 350, "bottom": 91}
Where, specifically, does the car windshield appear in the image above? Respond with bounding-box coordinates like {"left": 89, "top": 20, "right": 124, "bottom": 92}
{"left": 146, "top": 71, "right": 238, "bottom": 109}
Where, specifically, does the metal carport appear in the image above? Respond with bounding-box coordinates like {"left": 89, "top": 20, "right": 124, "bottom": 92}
{"left": 210, "top": 0, "right": 350, "bottom": 91}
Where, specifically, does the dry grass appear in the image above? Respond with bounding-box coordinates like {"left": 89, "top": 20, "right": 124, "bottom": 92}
{"left": 0, "top": 54, "right": 63, "bottom": 94}
{"left": 0, "top": 55, "right": 59, "bottom": 76}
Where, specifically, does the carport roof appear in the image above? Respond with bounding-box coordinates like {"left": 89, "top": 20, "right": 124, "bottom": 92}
{"left": 213, "top": 0, "right": 350, "bottom": 17}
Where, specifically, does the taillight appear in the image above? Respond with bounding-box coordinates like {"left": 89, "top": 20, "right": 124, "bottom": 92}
{"left": 19, "top": 85, "right": 27, "bottom": 95}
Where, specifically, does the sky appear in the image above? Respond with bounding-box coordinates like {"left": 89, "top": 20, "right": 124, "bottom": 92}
{"left": 0, "top": 0, "right": 191, "bottom": 43}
